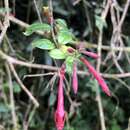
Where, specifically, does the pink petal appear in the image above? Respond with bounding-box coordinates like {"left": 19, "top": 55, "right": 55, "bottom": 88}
{"left": 72, "top": 62, "right": 78, "bottom": 94}
{"left": 54, "top": 111, "right": 65, "bottom": 130}
{"left": 80, "top": 57, "right": 111, "bottom": 96}
{"left": 81, "top": 50, "right": 99, "bottom": 59}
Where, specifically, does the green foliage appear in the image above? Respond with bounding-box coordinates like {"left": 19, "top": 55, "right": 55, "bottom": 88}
{"left": 0, "top": 103, "right": 10, "bottom": 113}
{"left": 13, "top": 81, "right": 21, "bottom": 93}
{"left": 95, "top": 15, "right": 107, "bottom": 31}
{"left": 57, "top": 30, "right": 74, "bottom": 44}
{"left": 49, "top": 49, "right": 66, "bottom": 59}
{"left": 65, "top": 56, "right": 75, "bottom": 74}
{"left": 0, "top": 7, "right": 11, "bottom": 13}
{"left": 49, "top": 92, "right": 56, "bottom": 106}
{"left": 55, "top": 18, "right": 74, "bottom": 44}
{"left": 64, "top": 126, "right": 75, "bottom": 130}
{"left": 110, "top": 120, "right": 121, "bottom": 130}
{"left": 23, "top": 23, "right": 51, "bottom": 36}
{"left": 32, "top": 39, "right": 55, "bottom": 50}
{"left": 56, "top": 18, "right": 68, "bottom": 29}
{"left": 87, "top": 79, "right": 98, "bottom": 93}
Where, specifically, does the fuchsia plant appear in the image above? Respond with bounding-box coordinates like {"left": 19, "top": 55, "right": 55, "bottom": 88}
{"left": 24, "top": 17, "right": 111, "bottom": 130}
{"left": 54, "top": 50, "right": 111, "bottom": 130}
{"left": 66, "top": 46, "right": 111, "bottom": 96}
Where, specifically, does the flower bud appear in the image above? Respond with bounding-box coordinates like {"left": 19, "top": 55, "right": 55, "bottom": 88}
{"left": 72, "top": 62, "right": 78, "bottom": 94}
{"left": 54, "top": 66, "right": 66, "bottom": 130}
{"left": 80, "top": 57, "right": 111, "bottom": 96}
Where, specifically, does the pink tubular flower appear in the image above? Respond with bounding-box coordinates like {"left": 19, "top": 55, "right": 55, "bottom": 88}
{"left": 80, "top": 57, "right": 111, "bottom": 96}
{"left": 81, "top": 50, "right": 99, "bottom": 59}
{"left": 72, "top": 62, "right": 78, "bottom": 94}
{"left": 54, "top": 66, "right": 66, "bottom": 130}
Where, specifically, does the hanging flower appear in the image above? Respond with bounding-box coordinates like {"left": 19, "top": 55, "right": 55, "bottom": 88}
{"left": 54, "top": 66, "right": 66, "bottom": 130}
{"left": 80, "top": 57, "right": 111, "bottom": 96}
{"left": 72, "top": 61, "right": 78, "bottom": 94}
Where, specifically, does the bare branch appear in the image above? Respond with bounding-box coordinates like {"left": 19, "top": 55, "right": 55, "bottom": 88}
{"left": 1, "top": 50, "right": 130, "bottom": 78}
{"left": 23, "top": 72, "right": 55, "bottom": 79}
{"left": 0, "top": 0, "right": 9, "bottom": 45}
{"left": 33, "top": 0, "right": 42, "bottom": 23}
{"left": 8, "top": 62, "right": 39, "bottom": 107}
{"left": 1, "top": 13, "right": 130, "bottom": 53}
{"left": 119, "top": 0, "right": 130, "bottom": 29}
{"left": 5, "top": 63, "right": 18, "bottom": 130}
{"left": 96, "top": 1, "right": 111, "bottom": 130}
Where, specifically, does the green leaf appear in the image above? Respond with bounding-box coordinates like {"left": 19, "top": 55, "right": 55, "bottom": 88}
{"left": 57, "top": 30, "right": 74, "bottom": 44}
{"left": 3, "top": 83, "right": 9, "bottom": 93}
{"left": 65, "top": 56, "right": 75, "bottom": 74}
{"left": 32, "top": 39, "right": 55, "bottom": 50}
{"left": 56, "top": 18, "right": 67, "bottom": 29}
{"left": 23, "top": 23, "right": 51, "bottom": 36}
{"left": 0, "top": 8, "right": 11, "bottom": 13}
{"left": 111, "top": 120, "right": 121, "bottom": 130}
{"left": 49, "top": 49, "right": 66, "bottom": 59}
{"left": 124, "top": 36, "right": 130, "bottom": 45}
{"left": 49, "top": 92, "right": 56, "bottom": 106}
{"left": 87, "top": 79, "right": 100, "bottom": 93}
{"left": 64, "top": 126, "right": 75, "bottom": 130}
{"left": 13, "top": 82, "right": 21, "bottom": 93}
{"left": 95, "top": 15, "right": 107, "bottom": 31}
{"left": 0, "top": 103, "right": 10, "bottom": 113}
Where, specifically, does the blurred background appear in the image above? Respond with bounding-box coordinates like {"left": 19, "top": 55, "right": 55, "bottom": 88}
{"left": 0, "top": 0, "right": 130, "bottom": 130}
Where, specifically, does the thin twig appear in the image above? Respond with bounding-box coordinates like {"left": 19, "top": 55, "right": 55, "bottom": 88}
{"left": 5, "top": 63, "right": 18, "bottom": 130}
{"left": 1, "top": 13, "right": 130, "bottom": 52}
{"left": 110, "top": 1, "right": 124, "bottom": 73}
{"left": 0, "top": 72, "right": 8, "bottom": 104}
{"left": 23, "top": 72, "right": 55, "bottom": 79}
{"left": 96, "top": 29, "right": 106, "bottom": 130}
{"left": 48, "top": 0, "right": 58, "bottom": 47}
{"left": 8, "top": 62, "right": 39, "bottom": 107}
{"left": 23, "top": 103, "right": 32, "bottom": 130}
{"left": 127, "top": 118, "right": 130, "bottom": 130}
{"left": 33, "top": 0, "right": 42, "bottom": 23}
{"left": 1, "top": 50, "right": 130, "bottom": 78}
{"left": 0, "top": 13, "right": 44, "bottom": 35}
{"left": 96, "top": 1, "right": 111, "bottom": 130}
{"left": 0, "top": 50, "right": 59, "bottom": 71}
{"left": 118, "top": 0, "right": 130, "bottom": 29}
{"left": 0, "top": 125, "right": 4, "bottom": 130}
{"left": 0, "top": 0, "right": 9, "bottom": 45}
{"left": 73, "top": 0, "right": 81, "bottom": 6}
{"left": 103, "top": 73, "right": 130, "bottom": 78}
